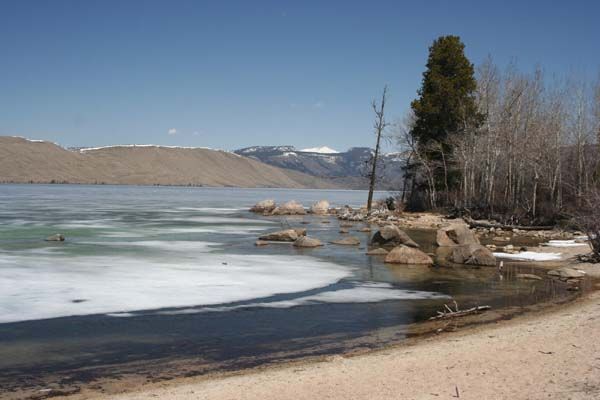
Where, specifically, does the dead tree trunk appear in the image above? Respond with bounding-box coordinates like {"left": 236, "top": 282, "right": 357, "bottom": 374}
{"left": 367, "top": 85, "right": 388, "bottom": 212}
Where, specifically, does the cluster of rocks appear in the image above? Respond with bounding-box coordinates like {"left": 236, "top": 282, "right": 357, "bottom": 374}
{"left": 257, "top": 228, "right": 323, "bottom": 248}
{"left": 474, "top": 226, "right": 585, "bottom": 242}
{"left": 485, "top": 243, "right": 527, "bottom": 253}
{"left": 250, "top": 199, "right": 334, "bottom": 216}
{"left": 363, "top": 224, "right": 434, "bottom": 265}
{"left": 436, "top": 224, "right": 496, "bottom": 266}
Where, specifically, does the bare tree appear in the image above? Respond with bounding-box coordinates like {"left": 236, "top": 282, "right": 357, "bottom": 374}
{"left": 367, "top": 85, "right": 389, "bottom": 212}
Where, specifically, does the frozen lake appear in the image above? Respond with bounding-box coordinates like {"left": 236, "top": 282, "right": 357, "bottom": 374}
{"left": 0, "top": 185, "right": 576, "bottom": 394}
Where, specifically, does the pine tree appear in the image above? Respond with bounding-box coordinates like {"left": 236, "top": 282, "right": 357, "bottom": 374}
{"left": 410, "top": 35, "right": 482, "bottom": 197}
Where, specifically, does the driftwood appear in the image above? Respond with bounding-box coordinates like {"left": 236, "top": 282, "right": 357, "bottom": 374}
{"left": 429, "top": 301, "right": 491, "bottom": 320}
{"left": 465, "top": 218, "right": 554, "bottom": 231}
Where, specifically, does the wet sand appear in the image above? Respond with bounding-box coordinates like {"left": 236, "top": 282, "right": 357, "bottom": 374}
{"left": 54, "top": 246, "right": 600, "bottom": 400}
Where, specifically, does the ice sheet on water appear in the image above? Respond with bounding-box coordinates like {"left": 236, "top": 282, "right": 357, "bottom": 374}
{"left": 153, "top": 282, "right": 449, "bottom": 316}
{"left": 160, "top": 216, "right": 274, "bottom": 224}
{"left": 0, "top": 247, "right": 351, "bottom": 323}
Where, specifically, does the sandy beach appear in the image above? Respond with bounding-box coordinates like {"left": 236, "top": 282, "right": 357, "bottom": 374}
{"left": 58, "top": 247, "right": 600, "bottom": 400}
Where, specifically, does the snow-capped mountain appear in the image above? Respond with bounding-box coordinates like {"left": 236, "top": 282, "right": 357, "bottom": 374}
{"left": 300, "top": 146, "right": 339, "bottom": 154}
{"left": 234, "top": 145, "right": 407, "bottom": 190}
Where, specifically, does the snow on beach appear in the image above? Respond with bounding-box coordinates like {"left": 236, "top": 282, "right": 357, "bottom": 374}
{"left": 493, "top": 251, "right": 563, "bottom": 261}
{"left": 543, "top": 240, "right": 589, "bottom": 247}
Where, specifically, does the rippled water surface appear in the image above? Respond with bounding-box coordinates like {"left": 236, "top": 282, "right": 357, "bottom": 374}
{"left": 0, "top": 185, "right": 576, "bottom": 393}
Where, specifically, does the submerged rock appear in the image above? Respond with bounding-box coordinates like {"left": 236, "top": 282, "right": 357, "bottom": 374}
{"left": 371, "top": 225, "right": 419, "bottom": 248}
{"left": 339, "top": 228, "right": 349, "bottom": 234}
{"left": 449, "top": 244, "right": 496, "bottom": 266}
{"left": 310, "top": 200, "right": 330, "bottom": 215}
{"left": 258, "top": 229, "right": 299, "bottom": 242}
{"left": 250, "top": 199, "right": 276, "bottom": 213}
{"left": 254, "top": 240, "right": 269, "bottom": 246}
{"left": 293, "top": 236, "right": 323, "bottom": 248}
{"left": 271, "top": 200, "right": 306, "bottom": 215}
{"left": 516, "top": 273, "right": 542, "bottom": 281}
{"left": 547, "top": 267, "right": 586, "bottom": 279}
{"left": 45, "top": 233, "right": 65, "bottom": 242}
{"left": 330, "top": 236, "right": 360, "bottom": 246}
{"left": 385, "top": 245, "right": 433, "bottom": 265}
{"left": 366, "top": 247, "right": 389, "bottom": 256}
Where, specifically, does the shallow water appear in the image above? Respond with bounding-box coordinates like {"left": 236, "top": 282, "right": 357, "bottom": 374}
{"left": 0, "top": 185, "right": 578, "bottom": 393}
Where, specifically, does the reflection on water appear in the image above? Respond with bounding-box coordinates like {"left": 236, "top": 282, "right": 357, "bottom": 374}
{"left": 0, "top": 185, "right": 582, "bottom": 394}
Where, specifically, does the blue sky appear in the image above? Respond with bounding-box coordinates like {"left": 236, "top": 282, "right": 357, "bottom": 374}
{"left": 1, "top": 0, "right": 599, "bottom": 151}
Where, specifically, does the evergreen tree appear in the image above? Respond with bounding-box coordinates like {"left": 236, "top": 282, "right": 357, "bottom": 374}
{"left": 410, "top": 35, "right": 482, "bottom": 196}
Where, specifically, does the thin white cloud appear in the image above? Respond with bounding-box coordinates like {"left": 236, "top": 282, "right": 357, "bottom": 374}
{"left": 168, "top": 128, "right": 177, "bottom": 135}
{"left": 313, "top": 101, "right": 324, "bottom": 109}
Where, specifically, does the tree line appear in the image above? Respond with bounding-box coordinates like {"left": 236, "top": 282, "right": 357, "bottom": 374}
{"left": 395, "top": 35, "right": 600, "bottom": 227}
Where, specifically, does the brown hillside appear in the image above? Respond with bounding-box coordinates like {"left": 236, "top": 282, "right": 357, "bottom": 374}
{"left": 0, "top": 137, "right": 340, "bottom": 188}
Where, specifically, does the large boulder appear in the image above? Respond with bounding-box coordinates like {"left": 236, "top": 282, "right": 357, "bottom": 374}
{"left": 271, "top": 200, "right": 306, "bottom": 215}
{"left": 385, "top": 245, "right": 433, "bottom": 265}
{"left": 294, "top": 236, "right": 323, "bottom": 248}
{"left": 45, "top": 233, "right": 65, "bottom": 242}
{"left": 330, "top": 236, "right": 360, "bottom": 246}
{"left": 250, "top": 199, "right": 276, "bottom": 213}
{"left": 310, "top": 200, "right": 330, "bottom": 215}
{"left": 258, "top": 229, "right": 299, "bottom": 242}
{"left": 448, "top": 244, "right": 496, "bottom": 266}
{"left": 436, "top": 224, "right": 479, "bottom": 246}
{"left": 370, "top": 225, "right": 419, "bottom": 248}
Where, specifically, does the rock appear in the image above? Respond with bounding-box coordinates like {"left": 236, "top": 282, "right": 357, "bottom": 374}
{"left": 358, "top": 227, "right": 372, "bottom": 232}
{"left": 449, "top": 244, "right": 496, "bottom": 266}
{"left": 384, "top": 245, "right": 433, "bottom": 265}
{"left": 293, "top": 236, "right": 323, "bottom": 248}
{"left": 45, "top": 233, "right": 65, "bottom": 242}
{"left": 330, "top": 236, "right": 360, "bottom": 246}
{"left": 516, "top": 273, "right": 542, "bottom": 281}
{"left": 493, "top": 236, "right": 510, "bottom": 242}
{"left": 366, "top": 247, "right": 389, "bottom": 255}
{"left": 340, "top": 222, "right": 354, "bottom": 228}
{"left": 339, "top": 228, "right": 349, "bottom": 234}
{"left": 547, "top": 267, "right": 586, "bottom": 279}
{"left": 254, "top": 240, "right": 269, "bottom": 246}
{"left": 436, "top": 229, "right": 456, "bottom": 246}
{"left": 436, "top": 224, "right": 479, "bottom": 246}
{"left": 486, "top": 244, "right": 497, "bottom": 250}
{"left": 271, "top": 201, "right": 306, "bottom": 215}
{"left": 371, "top": 225, "right": 419, "bottom": 248}
{"left": 250, "top": 199, "right": 276, "bottom": 213}
{"left": 258, "top": 229, "right": 299, "bottom": 242}
{"left": 321, "top": 220, "right": 331, "bottom": 224}
{"left": 293, "top": 228, "right": 307, "bottom": 237}
{"left": 310, "top": 200, "right": 330, "bottom": 215}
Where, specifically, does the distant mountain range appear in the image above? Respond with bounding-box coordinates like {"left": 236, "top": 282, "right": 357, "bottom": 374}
{"left": 234, "top": 146, "right": 407, "bottom": 190}
{"left": 0, "top": 137, "right": 340, "bottom": 189}
{"left": 0, "top": 137, "right": 407, "bottom": 190}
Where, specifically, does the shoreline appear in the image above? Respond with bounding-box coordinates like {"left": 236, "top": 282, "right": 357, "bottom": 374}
{"left": 40, "top": 255, "right": 598, "bottom": 400}
{"left": 55, "top": 280, "right": 600, "bottom": 400}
